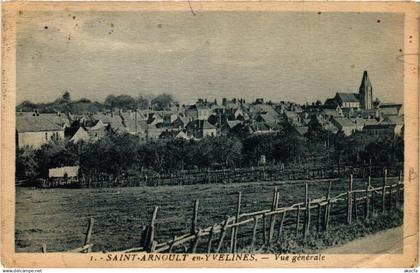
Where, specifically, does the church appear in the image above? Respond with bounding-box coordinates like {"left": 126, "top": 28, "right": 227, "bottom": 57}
{"left": 325, "top": 71, "right": 373, "bottom": 110}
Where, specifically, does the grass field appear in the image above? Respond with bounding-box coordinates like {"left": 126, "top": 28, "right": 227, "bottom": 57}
{"left": 15, "top": 177, "right": 400, "bottom": 252}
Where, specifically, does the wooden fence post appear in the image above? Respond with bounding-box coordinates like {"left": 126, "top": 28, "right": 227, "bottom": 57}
{"left": 168, "top": 235, "right": 177, "bottom": 253}
{"left": 146, "top": 206, "right": 159, "bottom": 252}
{"left": 388, "top": 183, "right": 393, "bottom": 210}
{"left": 207, "top": 224, "right": 216, "bottom": 253}
{"left": 251, "top": 216, "right": 259, "bottom": 250}
{"left": 216, "top": 217, "right": 230, "bottom": 253}
{"left": 262, "top": 213, "right": 267, "bottom": 244}
{"left": 303, "top": 183, "right": 308, "bottom": 236}
{"left": 347, "top": 175, "right": 353, "bottom": 225}
{"left": 230, "top": 192, "right": 241, "bottom": 253}
{"left": 276, "top": 211, "right": 287, "bottom": 243}
{"left": 353, "top": 192, "right": 358, "bottom": 220}
{"left": 84, "top": 217, "right": 94, "bottom": 253}
{"left": 191, "top": 200, "right": 199, "bottom": 234}
{"left": 268, "top": 188, "right": 279, "bottom": 244}
{"left": 295, "top": 205, "right": 301, "bottom": 237}
{"left": 382, "top": 169, "right": 387, "bottom": 213}
{"left": 317, "top": 203, "right": 322, "bottom": 233}
{"left": 324, "top": 181, "right": 332, "bottom": 231}
{"left": 189, "top": 200, "right": 199, "bottom": 252}
{"left": 304, "top": 198, "right": 311, "bottom": 240}
{"left": 365, "top": 176, "right": 371, "bottom": 220}
{"left": 191, "top": 228, "right": 202, "bottom": 253}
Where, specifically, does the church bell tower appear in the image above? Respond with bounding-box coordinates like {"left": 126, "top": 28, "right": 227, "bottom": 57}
{"left": 359, "top": 71, "right": 373, "bottom": 110}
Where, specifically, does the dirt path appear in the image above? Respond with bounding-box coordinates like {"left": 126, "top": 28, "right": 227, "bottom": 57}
{"left": 322, "top": 226, "right": 403, "bottom": 254}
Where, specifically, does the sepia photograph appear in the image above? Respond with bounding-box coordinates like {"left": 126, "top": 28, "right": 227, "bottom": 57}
{"left": 1, "top": 1, "right": 418, "bottom": 268}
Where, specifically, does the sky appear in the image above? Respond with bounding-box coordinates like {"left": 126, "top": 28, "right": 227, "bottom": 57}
{"left": 16, "top": 11, "right": 404, "bottom": 105}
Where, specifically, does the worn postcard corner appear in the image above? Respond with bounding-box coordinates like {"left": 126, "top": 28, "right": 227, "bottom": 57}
{"left": 1, "top": 0, "right": 419, "bottom": 269}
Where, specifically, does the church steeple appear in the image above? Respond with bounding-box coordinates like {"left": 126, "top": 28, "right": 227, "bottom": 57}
{"left": 359, "top": 71, "right": 373, "bottom": 110}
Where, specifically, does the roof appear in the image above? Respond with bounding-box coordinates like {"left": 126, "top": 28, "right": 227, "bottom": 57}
{"left": 159, "top": 130, "right": 179, "bottom": 139}
{"left": 91, "top": 113, "right": 125, "bottom": 130}
{"left": 249, "top": 104, "right": 278, "bottom": 116}
{"left": 352, "top": 118, "right": 379, "bottom": 127}
{"left": 359, "top": 71, "right": 372, "bottom": 90}
{"left": 324, "top": 122, "right": 339, "bottom": 133}
{"left": 70, "top": 127, "right": 90, "bottom": 143}
{"left": 283, "top": 110, "right": 299, "bottom": 119}
{"left": 293, "top": 126, "right": 309, "bottom": 136}
{"left": 226, "top": 120, "right": 241, "bottom": 129}
{"left": 381, "top": 115, "right": 404, "bottom": 125}
{"left": 251, "top": 122, "right": 278, "bottom": 132}
{"left": 86, "top": 127, "right": 108, "bottom": 140}
{"left": 332, "top": 117, "right": 356, "bottom": 127}
{"left": 16, "top": 114, "right": 65, "bottom": 132}
{"left": 251, "top": 122, "right": 271, "bottom": 132}
{"left": 202, "top": 120, "right": 216, "bottom": 129}
{"left": 379, "top": 106, "right": 401, "bottom": 116}
{"left": 173, "top": 116, "right": 190, "bottom": 125}
{"left": 121, "top": 112, "right": 148, "bottom": 133}
{"left": 380, "top": 103, "right": 403, "bottom": 109}
{"left": 324, "top": 98, "right": 338, "bottom": 106}
{"left": 322, "top": 109, "right": 342, "bottom": 117}
{"left": 336, "top": 92, "right": 359, "bottom": 103}
{"left": 258, "top": 113, "right": 277, "bottom": 124}
{"left": 364, "top": 124, "right": 396, "bottom": 130}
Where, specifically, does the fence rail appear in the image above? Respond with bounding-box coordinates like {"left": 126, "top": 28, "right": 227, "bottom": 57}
{"left": 38, "top": 169, "right": 404, "bottom": 254}
{"left": 35, "top": 162, "right": 403, "bottom": 188}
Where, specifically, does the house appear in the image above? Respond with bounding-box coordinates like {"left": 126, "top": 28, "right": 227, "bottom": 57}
{"left": 321, "top": 108, "right": 343, "bottom": 119}
{"left": 379, "top": 103, "right": 404, "bottom": 117}
{"left": 309, "top": 115, "right": 339, "bottom": 134}
{"left": 363, "top": 124, "right": 397, "bottom": 137}
{"left": 171, "top": 116, "right": 190, "bottom": 129}
{"left": 70, "top": 127, "right": 90, "bottom": 143}
{"left": 48, "top": 166, "right": 79, "bottom": 179}
{"left": 351, "top": 118, "right": 379, "bottom": 131}
{"left": 250, "top": 122, "right": 279, "bottom": 134}
{"left": 185, "top": 104, "right": 211, "bottom": 121}
{"left": 159, "top": 129, "right": 180, "bottom": 141}
{"left": 69, "top": 125, "right": 108, "bottom": 143}
{"left": 291, "top": 125, "right": 309, "bottom": 136}
{"left": 282, "top": 110, "right": 301, "bottom": 126}
{"left": 90, "top": 112, "right": 126, "bottom": 133}
{"left": 331, "top": 117, "right": 358, "bottom": 136}
{"left": 147, "top": 112, "right": 164, "bottom": 126}
{"left": 16, "top": 113, "right": 65, "bottom": 149}
{"left": 256, "top": 113, "right": 277, "bottom": 124}
{"left": 381, "top": 115, "right": 404, "bottom": 135}
{"left": 186, "top": 120, "right": 217, "bottom": 138}
{"left": 121, "top": 111, "right": 148, "bottom": 134}
{"left": 147, "top": 125, "right": 166, "bottom": 141}
{"left": 249, "top": 104, "right": 278, "bottom": 117}
{"left": 176, "top": 130, "right": 194, "bottom": 141}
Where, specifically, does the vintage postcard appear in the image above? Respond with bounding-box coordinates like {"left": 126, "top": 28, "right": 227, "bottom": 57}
{"left": 1, "top": 1, "right": 419, "bottom": 268}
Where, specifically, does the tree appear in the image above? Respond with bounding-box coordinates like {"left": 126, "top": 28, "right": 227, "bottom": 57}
{"left": 16, "top": 100, "right": 37, "bottom": 112}
{"left": 36, "top": 140, "right": 78, "bottom": 178}
{"left": 373, "top": 98, "right": 381, "bottom": 108}
{"left": 151, "top": 93, "right": 176, "bottom": 110}
{"left": 136, "top": 95, "right": 150, "bottom": 109}
{"left": 104, "top": 95, "right": 137, "bottom": 110}
{"left": 62, "top": 91, "right": 71, "bottom": 104}
{"left": 16, "top": 147, "right": 39, "bottom": 181}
